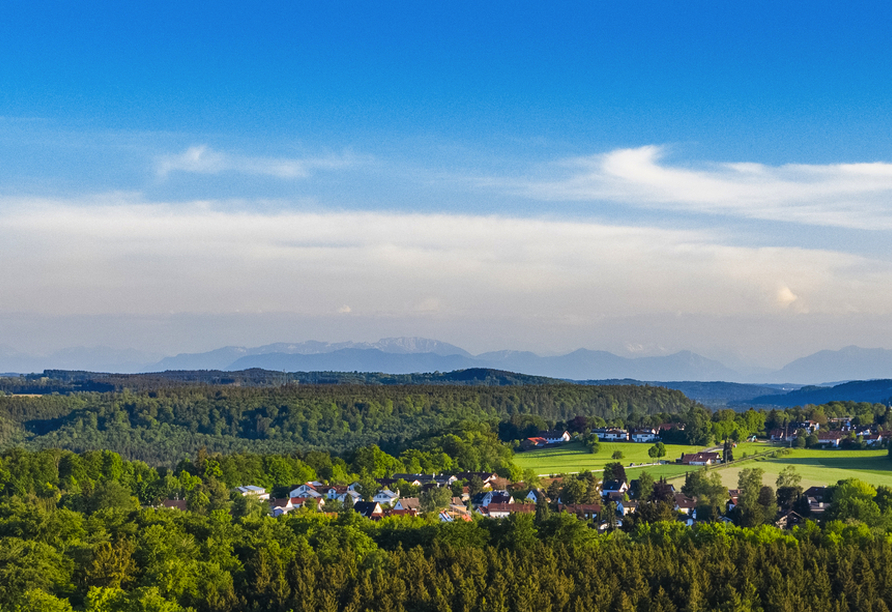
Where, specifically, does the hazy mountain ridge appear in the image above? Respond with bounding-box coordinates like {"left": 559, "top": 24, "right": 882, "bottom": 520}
{"left": 742, "top": 379, "right": 892, "bottom": 407}
{"left": 772, "top": 345, "right": 892, "bottom": 384}
{"left": 3, "top": 340, "right": 892, "bottom": 386}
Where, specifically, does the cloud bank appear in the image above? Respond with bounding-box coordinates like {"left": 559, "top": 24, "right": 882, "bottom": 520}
{"left": 521, "top": 146, "right": 892, "bottom": 229}
{"left": 0, "top": 196, "right": 887, "bottom": 325}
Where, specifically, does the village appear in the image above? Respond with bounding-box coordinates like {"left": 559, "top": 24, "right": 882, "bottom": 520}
{"left": 160, "top": 420, "right": 865, "bottom": 531}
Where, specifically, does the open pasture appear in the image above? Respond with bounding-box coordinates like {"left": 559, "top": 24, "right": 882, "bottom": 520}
{"left": 704, "top": 448, "right": 892, "bottom": 489}
{"left": 514, "top": 440, "right": 706, "bottom": 476}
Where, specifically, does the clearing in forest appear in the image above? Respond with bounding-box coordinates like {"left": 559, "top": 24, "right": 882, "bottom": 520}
{"left": 514, "top": 440, "right": 707, "bottom": 476}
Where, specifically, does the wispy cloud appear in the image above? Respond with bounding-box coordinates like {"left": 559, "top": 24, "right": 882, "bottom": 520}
{"left": 519, "top": 146, "right": 892, "bottom": 229}
{"left": 155, "top": 145, "right": 357, "bottom": 179}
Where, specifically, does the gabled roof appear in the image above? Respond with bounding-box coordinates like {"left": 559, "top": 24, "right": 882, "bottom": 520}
{"left": 489, "top": 492, "right": 512, "bottom": 505}
{"left": 674, "top": 494, "right": 696, "bottom": 509}
{"left": 396, "top": 497, "right": 421, "bottom": 510}
{"left": 353, "top": 501, "right": 383, "bottom": 518}
{"left": 680, "top": 452, "right": 720, "bottom": 464}
{"left": 775, "top": 510, "right": 806, "bottom": 529}
{"left": 804, "top": 486, "right": 828, "bottom": 502}
{"left": 558, "top": 503, "right": 601, "bottom": 516}
{"left": 817, "top": 431, "right": 843, "bottom": 440}
{"left": 602, "top": 480, "right": 627, "bottom": 492}
{"left": 539, "top": 430, "right": 569, "bottom": 438}
{"left": 470, "top": 492, "right": 490, "bottom": 505}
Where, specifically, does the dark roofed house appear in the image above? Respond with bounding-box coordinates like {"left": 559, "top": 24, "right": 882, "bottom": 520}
{"left": 680, "top": 452, "right": 720, "bottom": 466}
{"left": 674, "top": 494, "right": 697, "bottom": 515}
{"left": 776, "top": 510, "right": 806, "bottom": 529}
{"left": 490, "top": 492, "right": 512, "bottom": 505}
{"left": 604, "top": 491, "right": 625, "bottom": 504}
{"left": 353, "top": 501, "right": 383, "bottom": 519}
{"left": 805, "top": 486, "right": 829, "bottom": 515}
{"left": 558, "top": 503, "right": 601, "bottom": 519}
{"left": 470, "top": 490, "right": 511, "bottom": 508}
{"left": 863, "top": 433, "right": 883, "bottom": 446}
{"left": 804, "top": 486, "right": 828, "bottom": 503}
{"left": 817, "top": 432, "right": 843, "bottom": 447}
{"left": 602, "top": 480, "right": 629, "bottom": 494}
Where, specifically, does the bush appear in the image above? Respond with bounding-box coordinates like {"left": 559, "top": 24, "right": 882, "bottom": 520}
{"left": 612, "top": 450, "right": 624, "bottom": 460}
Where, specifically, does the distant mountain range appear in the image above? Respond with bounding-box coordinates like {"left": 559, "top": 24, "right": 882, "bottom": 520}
{"left": 4, "top": 339, "right": 892, "bottom": 386}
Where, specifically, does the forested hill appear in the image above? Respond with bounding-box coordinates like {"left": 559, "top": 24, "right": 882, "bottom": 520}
{"left": 744, "top": 379, "right": 892, "bottom": 407}
{"left": 0, "top": 382, "right": 699, "bottom": 463}
{"left": 2, "top": 367, "right": 565, "bottom": 393}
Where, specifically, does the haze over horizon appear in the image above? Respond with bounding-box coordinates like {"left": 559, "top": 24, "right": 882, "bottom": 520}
{"left": 3, "top": 2, "right": 892, "bottom": 371}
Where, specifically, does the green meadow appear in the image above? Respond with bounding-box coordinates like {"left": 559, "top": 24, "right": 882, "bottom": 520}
{"left": 514, "top": 440, "right": 706, "bottom": 476}
{"left": 697, "top": 448, "right": 892, "bottom": 489}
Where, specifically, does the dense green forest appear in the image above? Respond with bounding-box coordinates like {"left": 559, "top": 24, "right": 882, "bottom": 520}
{"left": 0, "top": 381, "right": 698, "bottom": 463}
{"left": 2, "top": 373, "right": 892, "bottom": 610}
{"left": 1, "top": 447, "right": 891, "bottom": 612}
{"left": 0, "top": 368, "right": 565, "bottom": 395}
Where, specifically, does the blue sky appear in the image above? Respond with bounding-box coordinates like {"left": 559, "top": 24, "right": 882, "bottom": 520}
{"left": 2, "top": 1, "right": 892, "bottom": 369}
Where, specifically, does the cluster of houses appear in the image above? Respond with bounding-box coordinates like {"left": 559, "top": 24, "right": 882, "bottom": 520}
{"left": 207, "top": 471, "right": 503, "bottom": 522}
{"left": 767, "top": 420, "right": 886, "bottom": 447}
{"left": 157, "top": 466, "right": 833, "bottom": 532}
{"left": 522, "top": 424, "right": 682, "bottom": 449}
{"left": 593, "top": 425, "right": 679, "bottom": 443}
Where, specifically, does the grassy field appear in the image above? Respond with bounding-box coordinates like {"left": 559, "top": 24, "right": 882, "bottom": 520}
{"left": 732, "top": 440, "right": 774, "bottom": 457}
{"left": 514, "top": 441, "right": 706, "bottom": 476}
{"left": 626, "top": 463, "right": 693, "bottom": 481}
{"left": 701, "top": 448, "right": 892, "bottom": 489}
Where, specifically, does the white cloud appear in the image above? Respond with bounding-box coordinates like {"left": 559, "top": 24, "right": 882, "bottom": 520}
{"left": 776, "top": 285, "right": 801, "bottom": 310}
{"left": 520, "top": 145, "right": 892, "bottom": 229}
{"left": 0, "top": 195, "right": 889, "bottom": 326}
{"left": 155, "top": 145, "right": 356, "bottom": 179}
